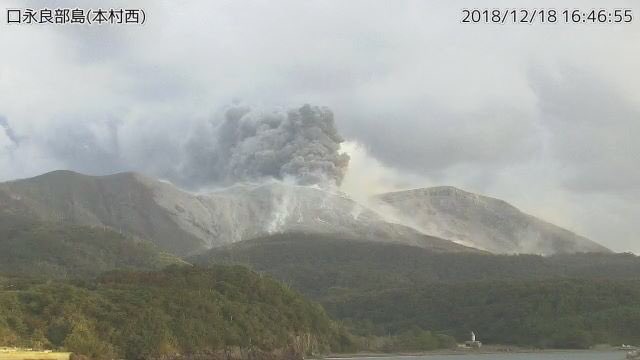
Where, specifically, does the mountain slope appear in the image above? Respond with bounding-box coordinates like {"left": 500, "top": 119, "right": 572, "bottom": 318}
{"left": 374, "top": 186, "right": 609, "bottom": 255}
{"left": 0, "top": 214, "right": 184, "bottom": 279}
{"left": 0, "top": 170, "right": 206, "bottom": 256}
{"left": 0, "top": 171, "right": 473, "bottom": 256}
{"left": 147, "top": 179, "right": 476, "bottom": 252}
{"left": 192, "top": 233, "right": 637, "bottom": 299}
{"left": 193, "top": 234, "right": 640, "bottom": 348}
{"left": 0, "top": 171, "right": 609, "bottom": 256}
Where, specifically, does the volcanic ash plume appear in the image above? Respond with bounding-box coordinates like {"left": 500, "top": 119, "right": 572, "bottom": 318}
{"left": 183, "top": 104, "right": 350, "bottom": 187}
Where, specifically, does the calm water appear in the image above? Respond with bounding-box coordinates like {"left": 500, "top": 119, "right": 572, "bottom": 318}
{"left": 331, "top": 351, "right": 624, "bottom": 360}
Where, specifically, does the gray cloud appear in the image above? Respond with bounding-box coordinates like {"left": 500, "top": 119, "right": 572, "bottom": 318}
{"left": 41, "top": 117, "right": 125, "bottom": 175}
{"left": 0, "top": 0, "right": 638, "bottom": 252}
{"left": 0, "top": 116, "right": 19, "bottom": 145}
{"left": 532, "top": 69, "right": 640, "bottom": 196}
{"left": 339, "top": 102, "right": 540, "bottom": 180}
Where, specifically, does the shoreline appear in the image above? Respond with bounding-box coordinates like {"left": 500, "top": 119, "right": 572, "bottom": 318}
{"left": 322, "top": 346, "right": 621, "bottom": 358}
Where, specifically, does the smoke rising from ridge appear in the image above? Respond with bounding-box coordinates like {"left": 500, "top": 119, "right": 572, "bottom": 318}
{"left": 181, "top": 104, "right": 350, "bottom": 187}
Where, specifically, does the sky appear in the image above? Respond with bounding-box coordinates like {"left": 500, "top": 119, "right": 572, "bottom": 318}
{"left": 0, "top": 0, "right": 639, "bottom": 252}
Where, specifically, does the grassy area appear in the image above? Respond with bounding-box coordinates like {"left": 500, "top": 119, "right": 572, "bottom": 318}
{"left": 0, "top": 351, "right": 70, "bottom": 360}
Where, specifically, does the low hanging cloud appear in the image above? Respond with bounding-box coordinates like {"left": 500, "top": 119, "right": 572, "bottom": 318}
{"left": 180, "top": 104, "right": 350, "bottom": 187}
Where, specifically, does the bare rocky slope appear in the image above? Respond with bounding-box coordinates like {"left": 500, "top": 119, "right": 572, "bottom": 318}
{"left": 0, "top": 171, "right": 609, "bottom": 256}
{"left": 374, "top": 186, "right": 610, "bottom": 255}
{"left": 0, "top": 171, "right": 474, "bottom": 256}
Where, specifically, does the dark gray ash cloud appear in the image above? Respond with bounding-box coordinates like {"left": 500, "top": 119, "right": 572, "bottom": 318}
{"left": 180, "top": 104, "right": 350, "bottom": 187}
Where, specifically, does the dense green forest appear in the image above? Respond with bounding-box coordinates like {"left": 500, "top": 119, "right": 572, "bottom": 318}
{"left": 0, "top": 266, "right": 352, "bottom": 359}
{"left": 328, "top": 279, "right": 640, "bottom": 349}
{"left": 0, "top": 215, "right": 184, "bottom": 279}
{"left": 2, "top": 227, "right": 640, "bottom": 356}
{"left": 193, "top": 233, "right": 640, "bottom": 297}
{"left": 195, "top": 233, "right": 640, "bottom": 349}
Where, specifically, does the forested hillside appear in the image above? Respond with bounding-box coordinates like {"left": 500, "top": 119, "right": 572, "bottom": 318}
{"left": 0, "top": 266, "right": 352, "bottom": 359}
{"left": 0, "top": 215, "right": 184, "bottom": 279}
{"left": 195, "top": 233, "right": 640, "bottom": 348}
{"left": 193, "top": 233, "right": 640, "bottom": 297}
{"left": 2, "top": 224, "right": 639, "bottom": 354}
{"left": 328, "top": 279, "right": 640, "bottom": 349}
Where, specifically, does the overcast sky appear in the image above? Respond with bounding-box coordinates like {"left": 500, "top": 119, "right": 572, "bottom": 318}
{"left": 0, "top": 0, "right": 639, "bottom": 252}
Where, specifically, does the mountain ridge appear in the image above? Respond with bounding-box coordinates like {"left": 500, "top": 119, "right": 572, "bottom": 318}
{"left": 0, "top": 170, "right": 206, "bottom": 255}
{"left": 0, "top": 170, "right": 473, "bottom": 255}
{"left": 0, "top": 170, "right": 609, "bottom": 255}
{"left": 374, "top": 186, "right": 609, "bottom": 254}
